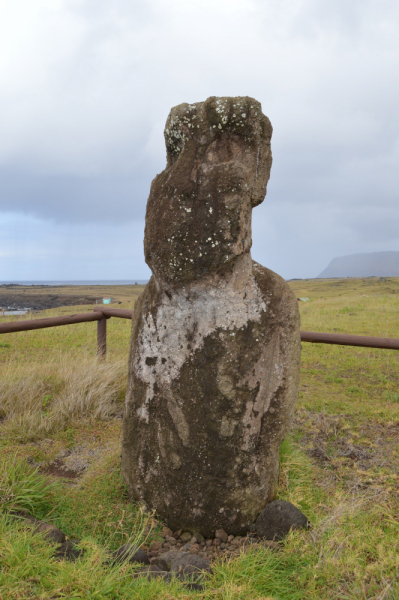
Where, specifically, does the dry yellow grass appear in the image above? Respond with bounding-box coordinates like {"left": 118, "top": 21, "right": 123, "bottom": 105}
{"left": 0, "top": 354, "right": 127, "bottom": 442}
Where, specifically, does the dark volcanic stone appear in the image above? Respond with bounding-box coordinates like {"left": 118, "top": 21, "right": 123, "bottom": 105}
{"left": 54, "top": 539, "right": 83, "bottom": 561}
{"left": 135, "top": 565, "right": 173, "bottom": 581}
{"left": 185, "top": 582, "right": 205, "bottom": 591}
{"left": 150, "top": 541, "right": 162, "bottom": 552}
{"left": 215, "top": 529, "right": 228, "bottom": 543}
{"left": 181, "top": 542, "right": 193, "bottom": 551}
{"left": 180, "top": 531, "right": 192, "bottom": 543}
{"left": 151, "top": 550, "right": 187, "bottom": 571}
{"left": 11, "top": 512, "right": 66, "bottom": 545}
{"left": 167, "top": 536, "right": 177, "bottom": 545}
{"left": 9, "top": 509, "right": 33, "bottom": 520}
{"left": 255, "top": 500, "right": 309, "bottom": 540}
{"left": 122, "top": 96, "right": 301, "bottom": 537}
{"left": 111, "top": 544, "right": 149, "bottom": 565}
{"left": 170, "top": 553, "right": 212, "bottom": 581}
{"left": 194, "top": 532, "right": 205, "bottom": 543}
{"left": 172, "top": 529, "right": 182, "bottom": 539}
{"left": 33, "top": 522, "right": 66, "bottom": 544}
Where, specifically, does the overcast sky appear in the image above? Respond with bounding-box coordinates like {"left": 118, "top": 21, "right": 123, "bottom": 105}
{"left": 0, "top": 0, "right": 398, "bottom": 281}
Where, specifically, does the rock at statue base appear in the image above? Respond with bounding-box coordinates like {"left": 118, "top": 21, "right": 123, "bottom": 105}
{"left": 111, "top": 544, "right": 149, "bottom": 565}
{"left": 122, "top": 96, "right": 301, "bottom": 537}
{"left": 255, "top": 500, "right": 309, "bottom": 540}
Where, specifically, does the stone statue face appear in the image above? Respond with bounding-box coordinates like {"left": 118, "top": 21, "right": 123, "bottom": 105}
{"left": 144, "top": 96, "right": 273, "bottom": 285}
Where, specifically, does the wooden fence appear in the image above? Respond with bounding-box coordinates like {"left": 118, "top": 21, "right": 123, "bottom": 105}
{"left": 0, "top": 307, "right": 399, "bottom": 357}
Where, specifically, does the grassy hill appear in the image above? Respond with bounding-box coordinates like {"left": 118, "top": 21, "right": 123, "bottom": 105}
{"left": 0, "top": 278, "right": 398, "bottom": 599}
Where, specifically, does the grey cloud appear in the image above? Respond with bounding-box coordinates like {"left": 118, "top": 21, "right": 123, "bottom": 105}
{"left": 343, "top": 207, "right": 399, "bottom": 244}
{"left": 0, "top": 213, "right": 151, "bottom": 280}
{"left": 0, "top": 165, "right": 152, "bottom": 223}
{"left": 0, "top": 0, "right": 398, "bottom": 278}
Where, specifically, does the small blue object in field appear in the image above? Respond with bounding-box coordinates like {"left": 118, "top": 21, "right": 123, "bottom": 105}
{"left": 102, "top": 298, "right": 111, "bottom": 304}
{"left": 299, "top": 297, "right": 310, "bottom": 302}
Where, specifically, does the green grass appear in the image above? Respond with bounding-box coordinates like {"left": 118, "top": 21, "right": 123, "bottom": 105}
{"left": 0, "top": 454, "right": 58, "bottom": 516}
{"left": 0, "top": 512, "right": 181, "bottom": 600}
{"left": 1, "top": 281, "right": 399, "bottom": 598}
{"left": 54, "top": 451, "right": 150, "bottom": 550}
{"left": 0, "top": 303, "right": 133, "bottom": 364}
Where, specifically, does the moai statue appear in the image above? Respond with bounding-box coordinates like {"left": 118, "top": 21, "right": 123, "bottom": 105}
{"left": 122, "top": 96, "right": 301, "bottom": 536}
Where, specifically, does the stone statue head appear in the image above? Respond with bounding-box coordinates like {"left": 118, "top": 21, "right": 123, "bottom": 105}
{"left": 144, "top": 96, "right": 273, "bottom": 285}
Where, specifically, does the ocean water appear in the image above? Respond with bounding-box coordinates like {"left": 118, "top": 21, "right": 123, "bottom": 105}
{"left": 0, "top": 280, "right": 149, "bottom": 286}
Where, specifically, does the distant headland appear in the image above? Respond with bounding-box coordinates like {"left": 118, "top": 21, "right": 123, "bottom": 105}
{"left": 318, "top": 251, "right": 399, "bottom": 278}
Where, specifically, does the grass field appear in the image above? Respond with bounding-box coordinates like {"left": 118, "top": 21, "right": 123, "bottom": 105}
{"left": 0, "top": 277, "right": 398, "bottom": 599}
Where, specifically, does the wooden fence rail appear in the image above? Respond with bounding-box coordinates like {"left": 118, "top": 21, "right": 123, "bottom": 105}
{"left": 0, "top": 311, "right": 106, "bottom": 334}
{"left": 300, "top": 330, "right": 399, "bottom": 351}
{"left": 1, "top": 308, "right": 399, "bottom": 357}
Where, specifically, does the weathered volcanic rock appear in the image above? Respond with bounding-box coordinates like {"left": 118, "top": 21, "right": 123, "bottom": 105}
{"left": 54, "top": 539, "right": 84, "bottom": 561}
{"left": 215, "top": 529, "right": 228, "bottom": 543}
{"left": 122, "top": 96, "right": 301, "bottom": 536}
{"left": 134, "top": 565, "right": 173, "bottom": 581}
{"left": 179, "top": 532, "right": 191, "bottom": 543}
{"left": 111, "top": 544, "right": 149, "bottom": 565}
{"left": 151, "top": 550, "right": 187, "bottom": 571}
{"left": 255, "top": 500, "right": 309, "bottom": 540}
{"left": 33, "top": 521, "right": 66, "bottom": 544}
{"left": 11, "top": 512, "right": 66, "bottom": 545}
{"left": 170, "top": 553, "right": 212, "bottom": 581}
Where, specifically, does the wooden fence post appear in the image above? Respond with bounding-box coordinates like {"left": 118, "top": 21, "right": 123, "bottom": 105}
{"left": 97, "top": 317, "right": 107, "bottom": 358}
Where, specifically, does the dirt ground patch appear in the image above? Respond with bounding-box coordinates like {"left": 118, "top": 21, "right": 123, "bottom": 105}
{"left": 37, "top": 442, "right": 112, "bottom": 481}
{"left": 293, "top": 409, "right": 399, "bottom": 492}
{"left": 41, "top": 458, "right": 82, "bottom": 480}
